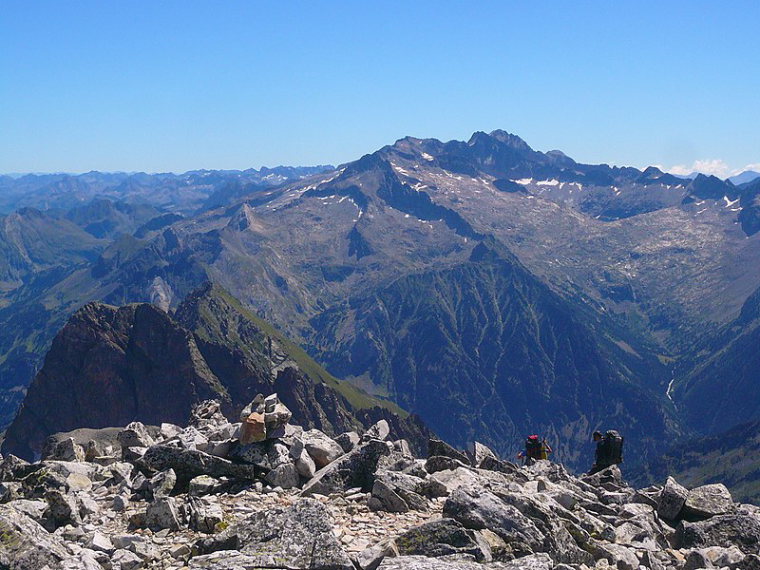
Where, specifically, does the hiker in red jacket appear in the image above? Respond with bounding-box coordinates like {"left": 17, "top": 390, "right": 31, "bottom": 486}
{"left": 517, "top": 434, "right": 552, "bottom": 465}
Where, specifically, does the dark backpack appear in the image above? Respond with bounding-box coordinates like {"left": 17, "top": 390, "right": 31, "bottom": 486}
{"left": 525, "top": 436, "right": 542, "bottom": 459}
{"left": 604, "top": 430, "right": 624, "bottom": 464}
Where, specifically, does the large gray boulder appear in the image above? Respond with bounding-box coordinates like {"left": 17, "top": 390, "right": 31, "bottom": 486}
{"left": 593, "top": 542, "right": 640, "bottom": 570}
{"left": 42, "top": 437, "right": 84, "bottom": 462}
{"left": 681, "top": 483, "right": 734, "bottom": 520}
{"left": 428, "top": 439, "right": 471, "bottom": 465}
{"left": 194, "top": 498, "right": 352, "bottom": 569}
{"left": 146, "top": 497, "right": 183, "bottom": 531}
{"left": 363, "top": 419, "right": 391, "bottom": 442}
{"left": 471, "top": 441, "right": 498, "bottom": 468}
{"left": 395, "top": 518, "right": 492, "bottom": 561}
{"left": 376, "top": 554, "right": 553, "bottom": 569}
{"left": 0, "top": 503, "right": 70, "bottom": 570}
{"left": 301, "top": 429, "right": 345, "bottom": 469}
{"left": 443, "top": 486, "right": 545, "bottom": 557}
{"left": 228, "top": 439, "right": 292, "bottom": 470}
{"left": 289, "top": 437, "right": 317, "bottom": 479}
{"left": 301, "top": 439, "right": 391, "bottom": 496}
{"left": 228, "top": 439, "right": 300, "bottom": 488}
{"left": 657, "top": 476, "right": 689, "bottom": 520}
{"left": 676, "top": 513, "right": 760, "bottom": 554}
{"left": 370, "top": 470, "right": 428, "bottom": 512}
{"left": 138, "top": 444, "right": 258, "bottom": 482}
{"left": 117, "top": 421, "right": 155, "bottom": 449}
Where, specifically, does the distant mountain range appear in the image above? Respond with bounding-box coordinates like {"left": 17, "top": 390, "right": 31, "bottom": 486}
{"left": 729, "top": 170, "right": 760, "bottom": 186}
{"left": 1, "top": 131, "right": 760, "bottom": 480}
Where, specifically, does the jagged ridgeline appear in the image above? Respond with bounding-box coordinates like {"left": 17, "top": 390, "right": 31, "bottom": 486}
{"left": 1, "top": 283, "right": 429, "bottom": 460}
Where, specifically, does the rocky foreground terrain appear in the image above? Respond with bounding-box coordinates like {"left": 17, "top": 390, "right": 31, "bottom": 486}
{"left": 0, "top": 396, "right": 757, "bottom": 570}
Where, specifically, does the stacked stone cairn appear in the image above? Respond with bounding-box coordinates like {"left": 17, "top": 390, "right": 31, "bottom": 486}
{"left": 0, "top": 396, "right": 759, "bottom": 569}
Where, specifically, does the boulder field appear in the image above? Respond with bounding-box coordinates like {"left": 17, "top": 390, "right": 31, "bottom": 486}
{"left": 0, "top": 396, "right": 756, "bottom": 570}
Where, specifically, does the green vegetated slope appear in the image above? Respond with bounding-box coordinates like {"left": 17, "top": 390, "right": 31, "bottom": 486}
{"left": 175, "top": 282, "right": 406, "bottom": 417}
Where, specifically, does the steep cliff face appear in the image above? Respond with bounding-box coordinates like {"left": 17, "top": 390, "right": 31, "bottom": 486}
{"left": 2, "top": 302, "right": 224, "bottom": 459}
{"left": 2, "top": 285, "right": 427, "bottom": 460}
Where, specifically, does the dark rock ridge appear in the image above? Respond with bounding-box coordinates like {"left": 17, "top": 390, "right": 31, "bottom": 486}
{"left": 0, "top": 402, "right": 757, "bottom": 570}
{"left": 2, "top": 284, "right": 428, "bottom": 460}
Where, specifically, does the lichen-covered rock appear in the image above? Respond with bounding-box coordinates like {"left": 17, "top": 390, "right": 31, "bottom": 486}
{"left": 676, "top": 513, "right": 760, "bottom": 553}
{"left": 395, "top": 518, "right": 492, "bottom": 561}
{"left": 681, "top": 483, "right": 734, "bottom": 520}
{"left": 188, "top": 475, "right": 222, "bottom": 496}
{"left": 146, "top": 497, "right": 183, "bottom": 530}
{"left": 428, "top": 439, "right": 471, "bottom": 465}
{"left": 139, "top": 444, "right": 258, "bottom": 483}
{"left": 593, "top": 542, "right": 639, "bottom": 570}
{"left": 302, "top": 429, "right": 345, "bottom": 469}
{"left": 264, "top": 462, "right": 300, "bottom": 489}
{"left": 0, "top": 503, "right": 70, "bottom": 570}
{"left": 301, "top": 439, "right": 390, "bottom": 496}
{"left": 189, "top": 496, "right": 225, "bottom": 533}
{"left": 443, "top": 486, "right": 544, "bottom": 557}
{"left": 194, "top": 498, "right": 352, "bottom": 569}
{"left": 44, "top": 489, "right": 82, "bottom": 529}
{"left": 148, "top": 468, "right": 177, "bottom": 500}
{"left": 657, "top": 476, "right": 689, "bottom": 520}
{"left": 377, "top": 554, "right": 553, "bottom": 569}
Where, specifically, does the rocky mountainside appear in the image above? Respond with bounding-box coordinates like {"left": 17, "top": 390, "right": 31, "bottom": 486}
{"left": 311, "top": 240, "right": 675, "bottom": 468}
{"left": 1, "top": 130, "right": 760, "bottom": 478}
{"left": 0, "top": 397, "right": 757, "bottom": 570}
{"left": 0, "top": 166, "right": 333, "bottom": 215}
{"left": 630, "top": 420, "right": 760, "bottom": 505}
{"left": 674, "top": 284, "right": 760, "bottom": 434}
{"left": 2, "top": 284, "right": 426, "bottom": 461}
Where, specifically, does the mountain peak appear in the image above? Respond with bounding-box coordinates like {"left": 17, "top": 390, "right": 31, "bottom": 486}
{"left": 488, "top": 130, "right": 533, "bottom": 152}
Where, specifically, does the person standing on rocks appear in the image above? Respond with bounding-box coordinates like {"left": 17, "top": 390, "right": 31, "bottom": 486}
{"left": 517, "top": 434, "right": 552, "bottom": 465}
{"left": 588, "top": 429, "right": 624, "bottom": 474}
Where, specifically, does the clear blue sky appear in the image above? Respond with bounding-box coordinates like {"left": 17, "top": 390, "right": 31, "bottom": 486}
{"left": 2, "top": 1, "right": 758, "bottom": 176}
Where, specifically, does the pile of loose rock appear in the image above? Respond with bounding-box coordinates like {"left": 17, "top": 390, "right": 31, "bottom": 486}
{"left": 0, "top": 395, "right": 759, "bottom": 570}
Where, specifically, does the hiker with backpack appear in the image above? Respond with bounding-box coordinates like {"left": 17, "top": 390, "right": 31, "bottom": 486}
{"left": 588, "top": 429, "right": 624, "bottom": 474}
{"left": 517, "top": 434, "right": 552, "bottom": 465}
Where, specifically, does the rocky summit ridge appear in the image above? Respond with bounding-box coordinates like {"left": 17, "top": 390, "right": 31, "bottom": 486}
{"left": 0, "top": 396, "right": 757, "bottom": 570}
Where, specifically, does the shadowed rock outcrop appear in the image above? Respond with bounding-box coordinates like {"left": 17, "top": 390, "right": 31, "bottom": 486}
{"left": 3, "top": 284, "right": 430, "bottom": 460}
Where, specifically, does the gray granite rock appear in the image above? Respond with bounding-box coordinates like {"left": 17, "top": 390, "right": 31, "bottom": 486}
{"left": 301, "top": 439, "right": 391, "bottom": 496}
{"left": 194, "top": 498, "right": 352, "bottom": 569}
{"left": 682, "top": 483, "right": 735, "bottom": 520}
{"left": 0, "top": 503, "right": 70, "bottom": 570}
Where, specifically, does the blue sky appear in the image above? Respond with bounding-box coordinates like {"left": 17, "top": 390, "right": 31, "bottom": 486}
{"left": 1, "top": 1, "right": 758, "bottom": 176}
